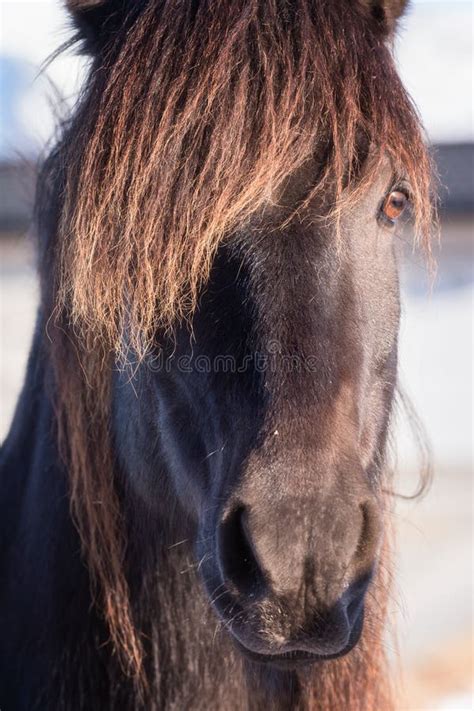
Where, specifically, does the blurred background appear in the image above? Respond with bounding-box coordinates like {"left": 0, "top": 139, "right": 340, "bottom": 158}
{"left": 0, "top": 1, "right": 472, "bottom": 708}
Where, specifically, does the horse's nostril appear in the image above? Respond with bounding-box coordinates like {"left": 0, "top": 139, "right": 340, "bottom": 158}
{"left": 218, "top": 506, "right": 267, "bottom": 597}
{"left": 352, "top": 500, "right": 382, "bottom": 572}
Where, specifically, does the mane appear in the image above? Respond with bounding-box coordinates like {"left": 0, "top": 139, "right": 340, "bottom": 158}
{"left": 56, "top": 0, "right": 434, "bottom": 358}
{"left": 39, "top": 0, "right": 435, "bottom": 697}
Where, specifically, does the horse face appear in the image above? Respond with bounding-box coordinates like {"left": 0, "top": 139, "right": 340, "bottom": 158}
{"left": 114, "top": 162, "right": 403, "bottom": 664}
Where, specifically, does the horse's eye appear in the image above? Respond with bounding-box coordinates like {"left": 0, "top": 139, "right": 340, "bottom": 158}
{"left": 381, "top": 190, "right": 408, "bottom": 224}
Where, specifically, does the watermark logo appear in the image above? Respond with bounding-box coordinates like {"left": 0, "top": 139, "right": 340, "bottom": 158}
{"left": 145, "top": 340, "right": 319, "bottom": 375}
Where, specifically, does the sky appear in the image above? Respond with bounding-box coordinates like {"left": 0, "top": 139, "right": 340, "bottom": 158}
{"left": 0, "top": 0, "right": 472, "bottom": 157}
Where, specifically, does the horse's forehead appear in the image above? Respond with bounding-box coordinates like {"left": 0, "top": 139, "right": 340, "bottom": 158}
{"left": 226, "top": 156, "right": 399, "bottom": 396}
{"left": 243, "top": 158, "right": 395, "bottom": 271}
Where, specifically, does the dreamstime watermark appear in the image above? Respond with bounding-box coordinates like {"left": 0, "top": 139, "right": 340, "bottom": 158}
{"left": 145, "top": 340, "right": 320, "bottom": 375}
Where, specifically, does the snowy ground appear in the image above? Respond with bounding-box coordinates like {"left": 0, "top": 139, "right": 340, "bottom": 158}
{"left": 1, "top": 224, "right": 472, "bottom": 710}
{"left": 394, "top": 222, "right": 473, "bottom": 710}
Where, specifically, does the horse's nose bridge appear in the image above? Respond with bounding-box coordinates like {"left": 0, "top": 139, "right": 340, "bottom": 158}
{"left": 244, "top": 490, "right": 369, "bottom": 604}
{"left": 249, "top": 499, "right": 317, "bottom": 591}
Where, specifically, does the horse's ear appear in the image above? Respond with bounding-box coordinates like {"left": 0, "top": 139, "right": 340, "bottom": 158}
{"left": 65, "top": 0, "right": 137, "bottom": 54}
{"left": 359, "top": 0, "right": 410, "bottom": 35}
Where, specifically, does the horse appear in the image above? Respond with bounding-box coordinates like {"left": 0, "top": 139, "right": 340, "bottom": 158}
{"left": 0, "top": 1, "right": 434, "bottom": 709}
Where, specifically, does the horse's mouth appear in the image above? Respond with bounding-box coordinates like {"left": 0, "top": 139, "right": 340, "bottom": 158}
{"left": 233, "top": 642, "right": 328, "bottom": 667}
{"left": 232, "top": 608, "right": 364, "bottom": 669}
